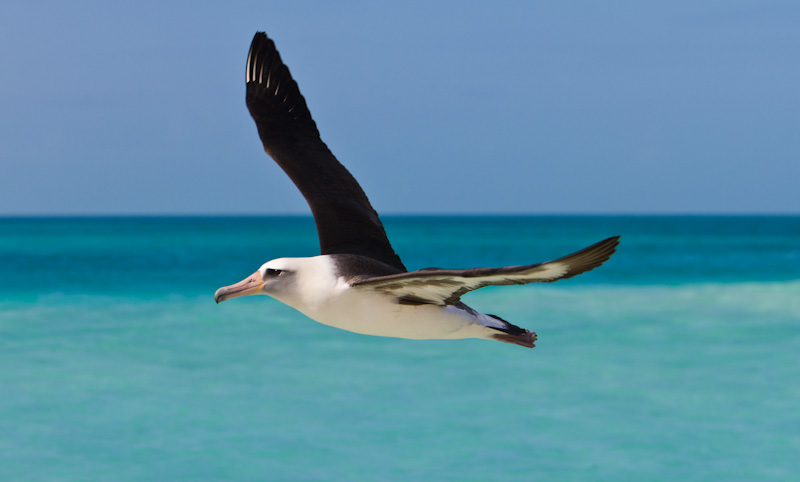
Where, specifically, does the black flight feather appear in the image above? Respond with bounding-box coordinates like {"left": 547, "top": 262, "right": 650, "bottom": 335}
{"left": 245, "top": 32, "right": 406, "bottom": 271}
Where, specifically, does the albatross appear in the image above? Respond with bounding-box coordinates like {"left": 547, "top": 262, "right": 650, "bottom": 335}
{"left": 214, "top": 32, "right": 621, "bottom": 348}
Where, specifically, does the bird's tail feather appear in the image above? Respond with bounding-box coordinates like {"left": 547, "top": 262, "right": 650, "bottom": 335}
{"left": 483, "top": 313, "right": 537, "bottom": 348}
{"left": 492, "top": 330, "right": 537, "bottom": 348}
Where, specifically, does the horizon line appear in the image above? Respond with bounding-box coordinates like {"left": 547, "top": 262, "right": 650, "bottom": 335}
{"left": 1, "top": 212, "right": 799, "bottom": 219}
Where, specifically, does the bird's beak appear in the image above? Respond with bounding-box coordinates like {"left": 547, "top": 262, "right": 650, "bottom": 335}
{"left": 215, "top": 271, "right": 264, "bottom": 303}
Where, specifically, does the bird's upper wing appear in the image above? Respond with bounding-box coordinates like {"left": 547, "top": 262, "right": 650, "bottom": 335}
{"left": 245, "top": 32, "right": 406, "bottom": 271}
{"left": 351, "top": 236, "right": 620, "bottom": 305}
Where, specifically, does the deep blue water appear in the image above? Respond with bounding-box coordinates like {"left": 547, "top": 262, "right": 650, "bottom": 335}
{"left": 1, "top": 216, "right": 799, "bottom": 481}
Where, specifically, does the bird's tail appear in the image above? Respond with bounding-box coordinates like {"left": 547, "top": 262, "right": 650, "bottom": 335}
{"left": 481, "top": 313, "right": 537, "bottom": 348}
{"left": 492, "top": 330, "right": 538, "bottom": 348}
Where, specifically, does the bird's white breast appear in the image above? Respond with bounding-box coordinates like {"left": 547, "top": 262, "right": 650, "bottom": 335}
{"left": 308, "top": 288, "right": 490, "bottom": 340}
{"left": 273, "top": 255, "right": 494, "bottom": 339}
{"left": 275, "top": 256, "right": 489, "bottom": 340}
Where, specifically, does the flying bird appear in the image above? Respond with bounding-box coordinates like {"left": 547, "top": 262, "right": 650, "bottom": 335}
{"left": 214, "top": 32, "right": 620, "bottom": 348}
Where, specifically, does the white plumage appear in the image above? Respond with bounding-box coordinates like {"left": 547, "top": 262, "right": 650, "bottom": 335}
{"left": 213, "top": 32, "right": 620, "bottom": 348}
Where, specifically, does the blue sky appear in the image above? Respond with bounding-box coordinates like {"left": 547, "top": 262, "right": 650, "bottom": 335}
{"left": 1, "top": 0, "right": 798, "bottom": 215}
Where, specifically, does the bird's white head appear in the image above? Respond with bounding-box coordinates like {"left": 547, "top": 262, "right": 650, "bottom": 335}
{"left": 214, "top": 258, "right": 300, "bottom": 304}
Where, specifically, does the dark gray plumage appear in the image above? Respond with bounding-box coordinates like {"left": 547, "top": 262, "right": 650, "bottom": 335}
{"left": 214, "top": 32, "right": 622, "bottom": 349}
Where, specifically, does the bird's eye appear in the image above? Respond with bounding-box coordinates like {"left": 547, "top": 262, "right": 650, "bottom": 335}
{"left": 264, "top": 268, "right": 282, "bottom": 279}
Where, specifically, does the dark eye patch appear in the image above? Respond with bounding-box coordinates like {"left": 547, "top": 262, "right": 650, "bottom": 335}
{"left": 264, "top": 268, "right": 282, "bottom": 279}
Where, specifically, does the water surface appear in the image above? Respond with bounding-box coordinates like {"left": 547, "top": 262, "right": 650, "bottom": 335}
{"left": 1, "top": 216, "right": 798, "bottom": 481}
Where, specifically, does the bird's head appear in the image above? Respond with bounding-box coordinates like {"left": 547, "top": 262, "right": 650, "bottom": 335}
{"left": 214, "top": 258, "right": 298, "bottom": 304}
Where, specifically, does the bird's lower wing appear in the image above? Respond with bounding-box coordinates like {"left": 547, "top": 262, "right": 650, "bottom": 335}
{"left": 352, "top": 236, "right": 620, "bottom": 305}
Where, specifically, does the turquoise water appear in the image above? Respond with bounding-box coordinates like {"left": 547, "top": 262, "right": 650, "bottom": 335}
{"left": 1, "top": 216, "right": 799, "bottom": 481}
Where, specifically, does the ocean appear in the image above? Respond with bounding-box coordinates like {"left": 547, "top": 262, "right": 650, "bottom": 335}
{"left": 1, "top": 216, "right": 798, "bottom": 481}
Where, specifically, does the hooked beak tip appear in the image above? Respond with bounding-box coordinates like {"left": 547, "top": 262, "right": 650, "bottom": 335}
{"left": 214, "top": 271, "right": 263, "bottom": 305}
{"left": 214, "top": 287, "right": 228, "bottom": 304}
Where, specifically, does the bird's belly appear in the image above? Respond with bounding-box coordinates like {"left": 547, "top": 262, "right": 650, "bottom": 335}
{"left": 298, "top": 292, "right": 487, "bottom": 340}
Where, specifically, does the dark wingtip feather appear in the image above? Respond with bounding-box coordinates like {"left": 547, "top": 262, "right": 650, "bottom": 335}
{"left": 551, "top": 235, "right": 621, "bottom": 281}
{"left": 245, "top": 32, "right": 316, "bottom": 134}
